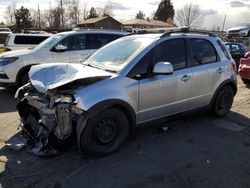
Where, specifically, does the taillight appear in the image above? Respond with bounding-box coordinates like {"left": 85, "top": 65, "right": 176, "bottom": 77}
{"left": 231, "top": 60, "right": 237, "bottom": 73}
{"left": 4, "top": 48, "right": 11, "bottom": 52}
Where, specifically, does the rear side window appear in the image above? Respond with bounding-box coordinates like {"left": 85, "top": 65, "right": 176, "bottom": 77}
{"left": 152, "top": 39, "right": 187, "bottom": 70}
{"left": 217, "top": 40, "right": 231, "bottom": 60}
{"left": 87, "top": 34, "right": 123, "bottom": 49}
{"left": 14, "top": 35, "right": 49, "bottom": 45}
{"left": 191, "top": 39, "right": 217, "bottom": 65}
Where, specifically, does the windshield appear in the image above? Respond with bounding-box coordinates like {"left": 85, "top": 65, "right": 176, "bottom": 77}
{"left": 34, "top": 34, "right": 64, "bottom": 50}
{"left": 83, "top": 37, "right": 154, "bottom": 73}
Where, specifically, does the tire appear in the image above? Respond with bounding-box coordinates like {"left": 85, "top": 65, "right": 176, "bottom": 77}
{"left": 19, "top": 71, "right": 29, "bottom": 87}
{"left": 211, "top": 85, "right": 234, "bottom": 117}
{"left": 80, "top": 108, "right": 129, "bottom": 157}
{"left": 241, "top": 78, "right": 250, "bottom": 85}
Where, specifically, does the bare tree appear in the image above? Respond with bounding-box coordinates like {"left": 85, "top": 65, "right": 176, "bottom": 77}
{"left": 82, "top": 1, "right": 88, "bottom": 20}
{"left": 103, "top": 4, "right": 113, "bottom": 17}
{"left": 175, "top": 3, "right": 204, "bottom": 27}
{"left": 68, "top": 0, "right": 80, "bottom": 26}
{"left": 44, "top": 3, "right": 54, "bottom": 28}
{"left": 4, "top": 3, "right": 16, "bottom": 26}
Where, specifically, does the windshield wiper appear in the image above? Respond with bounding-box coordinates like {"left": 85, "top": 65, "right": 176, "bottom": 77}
{"left": 83, "top": 63, "right": 117, "bottom": 73}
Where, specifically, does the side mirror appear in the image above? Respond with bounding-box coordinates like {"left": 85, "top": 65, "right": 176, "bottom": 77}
{"left": 153, "top": 62, "right": 174, "bottom": 74}
{"left": 54, "top": 44, "right": 67, "bottom": 52}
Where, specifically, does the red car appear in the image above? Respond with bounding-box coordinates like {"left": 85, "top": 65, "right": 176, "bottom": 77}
{"left": 238, "top": 52, "right": 250, "bottom": 84}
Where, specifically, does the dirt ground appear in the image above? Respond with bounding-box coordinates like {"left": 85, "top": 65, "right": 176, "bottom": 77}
{"left": 0, "top": 78, "right": 250, "bottom": 188}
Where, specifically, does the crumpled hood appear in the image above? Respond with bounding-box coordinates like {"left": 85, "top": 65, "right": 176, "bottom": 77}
{"left": 29, "top": 63, "right": 114, "bottom": 93}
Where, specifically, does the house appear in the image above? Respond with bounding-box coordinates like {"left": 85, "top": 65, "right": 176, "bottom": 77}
{"left": 77, "top": 16, "right": 122, "bottom": 30}
{"left": 123, "top": 18, "right": 175, "bottom": 33}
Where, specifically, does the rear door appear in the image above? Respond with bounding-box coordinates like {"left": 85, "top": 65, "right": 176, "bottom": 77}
{"left": 67, "top": 33, "right": 123, "bottom": 63}
{"left": 188, "top": 38, "right": 224, "bottom": 109}
{"left": 137, "top": 38, "right": 193, "bottom": 123}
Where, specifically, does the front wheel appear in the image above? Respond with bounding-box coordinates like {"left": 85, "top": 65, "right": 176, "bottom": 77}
{"left": 211, "top": 86, "right": 234, "bottom": 117}
{"left": 79, "top": 108, "right": 129, "bottom": 157}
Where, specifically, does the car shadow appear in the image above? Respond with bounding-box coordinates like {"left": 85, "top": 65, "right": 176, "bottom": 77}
{"left": 1, "top": 111, "right": 250, "bottom": 188}
{"left": 0, "top": 87, "right": 19, "bottom": 113}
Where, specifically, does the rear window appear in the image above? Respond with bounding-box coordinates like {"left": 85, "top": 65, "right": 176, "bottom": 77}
{"left": 14, "top": 35, "right": 49, "bottom": 45}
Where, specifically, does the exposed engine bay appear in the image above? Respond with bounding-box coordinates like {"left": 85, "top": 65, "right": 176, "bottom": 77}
{"left": 15, "top": 83, "right": 84, "bottom": 156}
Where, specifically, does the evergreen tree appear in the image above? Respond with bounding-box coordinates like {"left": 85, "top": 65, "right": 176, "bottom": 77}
{"left": 15, "top": 6, "right": 33, "bottom": 30}
{"left": 88, "top": 7, "right": 98, "bottom": 19}
{"left": 136, "top": 11, "right": 145, "bottom": 19}
{"left": 154, "top": 0, "right": 175, "bottom": 22}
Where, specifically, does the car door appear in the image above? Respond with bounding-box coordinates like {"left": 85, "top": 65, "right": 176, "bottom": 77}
{"left": 188, "top": 38, "right": 224, "bottom": 109}
{"left": 51, "top": 36, "right": 70, "bottom": 63}
{"left": 66, "top": 34, "right": 89, "bottom": 63}
{"left": 137, "top": 38, "right": 192, "bottom": 123}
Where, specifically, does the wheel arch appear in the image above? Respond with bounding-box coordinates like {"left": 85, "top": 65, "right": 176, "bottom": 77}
{"left": 210, "top": 79, "right": 237, "bottom": 107}
{"left": 16, "top": 64, "right": 37, "bottom": 85}
{"left": 87, "top": 99, "right": 137, "bottom": 131}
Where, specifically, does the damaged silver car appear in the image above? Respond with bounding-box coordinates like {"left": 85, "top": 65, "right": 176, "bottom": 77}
{"left": 16, "top": 29, "right": 237, "bottom": 157}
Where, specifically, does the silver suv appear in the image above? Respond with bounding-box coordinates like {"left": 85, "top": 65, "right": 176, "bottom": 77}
{"left": 16, "top": 28, "right": 237, "bottom": 157}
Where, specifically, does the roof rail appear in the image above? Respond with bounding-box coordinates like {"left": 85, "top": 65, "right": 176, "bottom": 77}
{"left": 161, "top": 27, "right": 217, "bottom": 38}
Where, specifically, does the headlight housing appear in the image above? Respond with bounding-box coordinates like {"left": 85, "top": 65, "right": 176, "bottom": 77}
{"left": 0, "top": 57, "right": 19, "bottom": 66}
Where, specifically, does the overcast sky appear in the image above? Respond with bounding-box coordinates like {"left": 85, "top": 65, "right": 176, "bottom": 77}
{"left": 0, "top": 0, "right": 250, "bottom": 30}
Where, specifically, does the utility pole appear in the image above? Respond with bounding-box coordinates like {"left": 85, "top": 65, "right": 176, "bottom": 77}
{"left": 222, "top": 14, "right": 227, "bottom": 32}
{"left": 60, "top": 0, "right": 63, "bottom": 28}
{"left": 38, "top": 4, "right": 41, "bottom": 29}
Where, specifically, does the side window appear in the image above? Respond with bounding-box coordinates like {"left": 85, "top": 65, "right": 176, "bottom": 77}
{"left": 152, "top": 39, "right": 187, "bottom": 70}
{"left": 231, "top": 44, "right": 240, "bottom": 52}
{"left": 14, "top": 36, "right": 49, "bottom": 45}
{"left": 67, "top": 35, "right": 86, "bottom": 51}
{"left": 191, "top": 39, "right": 217, "bottom": 65}
{"left": 87, "top": 34, "right": 121, "bottom": 49}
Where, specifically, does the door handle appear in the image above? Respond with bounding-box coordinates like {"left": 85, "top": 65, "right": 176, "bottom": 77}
{"left": 216, "top": 68, "right": 223, "bottom": 74}
{"left": 181, "top": 75, "right": 191, "bottom": 82}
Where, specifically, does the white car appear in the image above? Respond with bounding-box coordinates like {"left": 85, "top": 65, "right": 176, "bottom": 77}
{"left": 4, "top": 33, "right": 52, "bottom": 52}
{"left": 0, "top": 30, "right": 128, "bottom": 87}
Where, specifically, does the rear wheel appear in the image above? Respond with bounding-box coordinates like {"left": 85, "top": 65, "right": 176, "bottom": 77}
{"left": 80, "top": 108, "right": 129, "bottom": 157}
{"left": 241, "top": 78, "right": 250, "bottom": 84}
{"left": 211, "top": 85, "right": 234, "bottom": 117}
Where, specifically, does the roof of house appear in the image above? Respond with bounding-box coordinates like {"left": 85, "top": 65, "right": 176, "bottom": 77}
{"left": 123, "top": 19, "right": 174, "bottom": 27}
{"left": 78, "top": 16, "right": 121, "bottom": 25}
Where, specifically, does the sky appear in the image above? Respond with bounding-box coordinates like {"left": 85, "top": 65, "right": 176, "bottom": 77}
{"left": 0, "top": 0, "right": 250, "bottom": 30}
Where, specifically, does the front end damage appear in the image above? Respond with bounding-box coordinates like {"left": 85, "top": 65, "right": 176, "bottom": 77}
{"left": 16, "top": 83, "right": 86, "bottom": 156}
{"left": 15, "top": 63, "right": 114, "bottom": 156}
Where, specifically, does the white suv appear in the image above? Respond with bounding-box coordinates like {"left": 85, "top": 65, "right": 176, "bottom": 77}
{"left": 0, "top": 30, "right": 128, "bottom": 87}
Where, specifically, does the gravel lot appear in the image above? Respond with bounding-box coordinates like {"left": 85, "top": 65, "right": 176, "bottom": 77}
{"left": 0, "top": 78, "right": 250, "bottom": 188}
